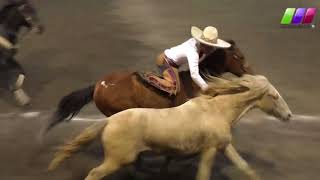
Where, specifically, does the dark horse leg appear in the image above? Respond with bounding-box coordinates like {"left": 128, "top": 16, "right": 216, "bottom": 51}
{"left": 0, "top": 57, "right": 30, "bottom": 106}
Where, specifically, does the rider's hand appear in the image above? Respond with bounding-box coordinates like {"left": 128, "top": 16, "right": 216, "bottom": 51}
{"left": 201, "top": 84, "right": 209, "bottom": 92}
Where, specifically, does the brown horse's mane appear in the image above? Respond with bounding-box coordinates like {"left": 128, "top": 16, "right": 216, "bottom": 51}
{"left": 199, "top": 39, "right": 236, "bottom": 78}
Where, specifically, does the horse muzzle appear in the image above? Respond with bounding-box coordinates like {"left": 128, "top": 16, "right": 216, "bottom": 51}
{"left": 282, "top": 112, "right": 292, "bottom": 122}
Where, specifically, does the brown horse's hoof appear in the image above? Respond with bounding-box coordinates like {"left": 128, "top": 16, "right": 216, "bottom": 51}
{"left": 13, "top": 89, "right": 31, "bottom": 106}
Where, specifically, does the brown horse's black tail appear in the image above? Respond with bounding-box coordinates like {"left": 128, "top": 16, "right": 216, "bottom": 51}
{"left": 44, "top": 85, "right": 95, "bottom": 133}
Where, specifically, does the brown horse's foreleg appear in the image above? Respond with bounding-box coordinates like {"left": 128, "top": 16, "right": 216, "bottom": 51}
{"left": 12, "top": 74, "right": 31, "bottom": 106}
{"left": 224, "top": 144, "right": 261, "bottom": 180}
{"left": 196, "top": 147, "right": 217, "bottom": 180}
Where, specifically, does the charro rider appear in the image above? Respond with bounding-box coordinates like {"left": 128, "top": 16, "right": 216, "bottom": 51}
{"left": 143, "top": 26, "right": 231, "bottom": 95}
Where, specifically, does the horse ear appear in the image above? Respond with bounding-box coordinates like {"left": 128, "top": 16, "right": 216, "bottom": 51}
{"left": 227, "top": 40, "right": 235, "bottom": 45}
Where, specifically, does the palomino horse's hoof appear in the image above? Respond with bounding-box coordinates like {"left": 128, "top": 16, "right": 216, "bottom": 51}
{"left": 13, "top": 89, "right": 31, "bottom": 106}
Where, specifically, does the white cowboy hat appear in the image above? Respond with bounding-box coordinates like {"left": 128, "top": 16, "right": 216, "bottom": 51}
{"left": 191, "top": 26, "right": 231, "bottom": 48}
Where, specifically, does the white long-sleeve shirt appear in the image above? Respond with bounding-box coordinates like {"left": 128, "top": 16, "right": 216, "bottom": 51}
{"left": 164, "top": 38, "right": 208, "bottom": 90}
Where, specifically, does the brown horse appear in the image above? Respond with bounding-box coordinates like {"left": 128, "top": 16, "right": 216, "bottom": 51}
{"left": 45, "top": 40, "right": 253, "bottom": 132}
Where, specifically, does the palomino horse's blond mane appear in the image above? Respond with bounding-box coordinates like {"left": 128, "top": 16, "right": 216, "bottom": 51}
{"left": 200, "top": 73, "right": 269, "bottom": 99}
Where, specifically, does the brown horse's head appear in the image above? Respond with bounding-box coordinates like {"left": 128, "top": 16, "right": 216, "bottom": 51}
{"left": 200, "top": 40, "right": 254, "bottom": 77}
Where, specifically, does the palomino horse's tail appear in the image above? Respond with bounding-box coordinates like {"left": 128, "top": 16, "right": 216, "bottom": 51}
{"left": 48, "top": 120, "right": 109, "bottom": 171}
{"left": 45, "top": 85, "right": 95, "bottom": 133}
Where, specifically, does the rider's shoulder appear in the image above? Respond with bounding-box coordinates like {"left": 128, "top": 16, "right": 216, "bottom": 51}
{"left": 182, "top": 38, "right": 198, "bottom": 48}
{"left": 186, "top": 38, "right": 197, "bottom": 44}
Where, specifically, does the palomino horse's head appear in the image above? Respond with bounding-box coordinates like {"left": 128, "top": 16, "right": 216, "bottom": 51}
{"left": 200, "top": 40, "right": 253, "bottom": 77}
{"left": 204, "top": 74, "right": 292, "bottom": 122}
{"left": 252, "top": 76, "right": 292, "bottom": 122}
{"left": 232, "top": 74, "right": 292, "bottom": 122}
{"left": 0, "top": 1, "right": 44, "bottom": 34}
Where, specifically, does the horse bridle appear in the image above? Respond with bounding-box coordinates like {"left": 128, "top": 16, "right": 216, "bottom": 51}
{"left": 230, "top": 49, "right": 250, "bottom": 73}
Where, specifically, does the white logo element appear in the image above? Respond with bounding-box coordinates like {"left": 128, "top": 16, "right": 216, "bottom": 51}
{"left": 101, "top": 81, "right": 115, "bottom": 88}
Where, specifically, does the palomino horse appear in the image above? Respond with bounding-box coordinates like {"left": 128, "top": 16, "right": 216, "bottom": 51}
{"left": 45, "top": 40, "right": 254, "bottom": 132}
{"left": 0, "top": 1, "right": 44, "bottom": 106}
{"left": 48, "top": 74, "right": 292, "bottom": 180}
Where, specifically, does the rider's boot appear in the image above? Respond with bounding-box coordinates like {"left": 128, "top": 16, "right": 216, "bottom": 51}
{"left": 145, "top": 74, "right": 177, "bottom": 95}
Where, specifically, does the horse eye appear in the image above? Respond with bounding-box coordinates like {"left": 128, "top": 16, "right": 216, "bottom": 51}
{"left": 268, "top": 93, "right": 279, "bottom": 100}
{"left": 25, "top": 16, "right": 32, "bottom": 21}
{"left": 233, "top": 54, "right": 240, "bottom": 60}
{"left": 18, "top": 5, "right": 26, "bottom": 11}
